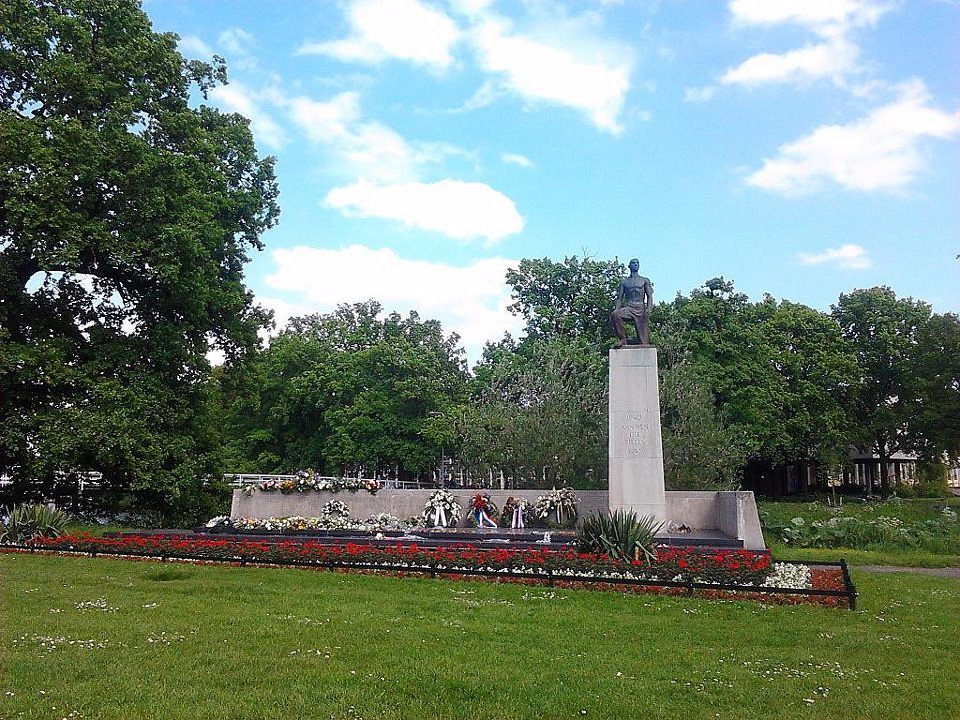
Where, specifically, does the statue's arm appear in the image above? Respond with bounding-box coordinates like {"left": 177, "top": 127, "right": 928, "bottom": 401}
{"left": 644, "top": 279, "right": 654, "bottom": 312}
{"left": 614, "top": 282, "right": 624, "bottom": 310}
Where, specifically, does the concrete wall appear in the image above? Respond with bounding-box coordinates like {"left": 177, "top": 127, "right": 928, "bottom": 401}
{"left": 229, "top": 488, "right": 765, "bottom": 550}
{"left": 230, "top": 489, "right": 609, "bottom": 524}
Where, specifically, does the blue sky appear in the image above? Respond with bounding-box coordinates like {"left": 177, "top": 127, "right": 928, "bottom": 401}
{"left": 145, "top": 0, "right": 960, "bottom": 362}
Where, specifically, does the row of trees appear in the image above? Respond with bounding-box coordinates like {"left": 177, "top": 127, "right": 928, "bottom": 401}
{"left": 215, "top": 255, "right": 960, "bottom": 500}
{"left": 1, "top": 1, "right": 957, "bottom": 522}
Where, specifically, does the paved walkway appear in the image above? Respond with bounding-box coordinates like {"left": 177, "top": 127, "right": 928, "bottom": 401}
{"left": 855, "top": 565, "right": 960, "bottom": 579}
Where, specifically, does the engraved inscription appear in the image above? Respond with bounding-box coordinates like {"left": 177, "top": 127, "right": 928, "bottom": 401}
{"left": 620, "top": 412, "right": 652, "bottom": 456}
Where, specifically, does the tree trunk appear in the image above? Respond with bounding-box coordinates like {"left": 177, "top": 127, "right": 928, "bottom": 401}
{"left": 878, "top": 451, "right": 890, "bottom": 498}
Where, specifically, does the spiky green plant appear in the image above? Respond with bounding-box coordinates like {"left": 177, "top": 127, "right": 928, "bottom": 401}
{"left": 0, "top": 503, "right": 69, "bottom": 544}
{"left": 575, "top": 510, "right": 662, "bottom": 564}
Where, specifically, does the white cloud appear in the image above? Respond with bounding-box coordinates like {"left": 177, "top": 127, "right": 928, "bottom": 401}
{"left": 452, "top": 80, "right": 501, "bottom": 113}
{"left": 448, "top": 0, "right": 493, "bottom": 17}
{"left": 683, "top": 86, "right": 717, "bottom": 103}
{"left": 720, "top": 37, "right": 859, "bottom": 87}
{"left": 219, "top": 27, "right": 254, "bottom": 55}
{"left": 264, "top": 245, "right": 523, "bottom": 361}
{"left": 469, "top": 17, "right": 632, "bottom": 133}
{"left": 217, "top": 27, "right": 258, "bottom": 71}
{"left": 288, "top": 91, "right": 362, "bottom": 142}
{"left": 208, "top": 82, "right": 286, "bottom": 150}
{"left": 286, "top": 91, "right": 464, "bottom": 182}
{"left": 798, "top": 244, "right": 872, "bottom": 269}
{"left": 747, "top": 80, "right": 960, "bottom": 193}
{"left": 729, "top": 0, "right": 892, "bottom": 34}
{"left": 298, "top": 0, "right": 461, "bottom": 70}
{"left": 501, "top": 152, "right": 533, "bottom": 168}
{"left": 702, "top": 0, "right": 893, "bottom": 95}
{"left": 178, "top": 35, "right": 213, "bottom": 58}
{"left": 324, "top": 179, "right": 523, "bottom": 244}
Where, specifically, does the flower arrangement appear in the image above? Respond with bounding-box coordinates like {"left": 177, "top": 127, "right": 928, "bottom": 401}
{"left": 204, "top": 512, "right": 421, "bottom": 533}
{"left": 500, "top": 497, "right": 531, "bottom": 529}
{"left": 467, "top": 493, "right": 499, "bottom": 528}
{"left": 534, "top": 487, "right": 579, "bottom": 527}
{"left": 322, "top": 500, "right": 351, "bottom": 518}
{"left": 423, "top": 489, "right": 462, "bottom": 528}
{"left": 241, "top": 471, "right": 379, "bottom": 496}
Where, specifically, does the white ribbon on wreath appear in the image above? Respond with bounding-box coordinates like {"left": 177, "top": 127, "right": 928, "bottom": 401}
{"left": 432, "top": 505, "right": 448, "bottom": 528}
{"left": 512, "top": 505, "right": 525, "bottom": 529}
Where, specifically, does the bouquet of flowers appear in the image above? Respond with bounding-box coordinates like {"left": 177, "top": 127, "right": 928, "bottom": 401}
{"left": 467, "top": 493, "right": 499, "bottom": 528}
{"left": 322, "top": 500, "right": 351, "bottom": 518}
{"left": 534, "top": 487, "right": 579, "bottom": 527}
{"left": 499, "top": 497, "right": 531, "bottom": 529}
{"left": 423, "top": 489, "right": 462, "bottom": 528}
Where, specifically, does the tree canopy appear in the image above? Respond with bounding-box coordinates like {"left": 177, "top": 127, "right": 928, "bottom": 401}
{"left": 219, "top": 302, "right": 468, "bottom": 480}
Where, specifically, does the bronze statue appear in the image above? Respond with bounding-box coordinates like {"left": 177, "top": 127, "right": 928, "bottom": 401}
{"left": 611, "top": 258, "right": 653, "bottom": 347}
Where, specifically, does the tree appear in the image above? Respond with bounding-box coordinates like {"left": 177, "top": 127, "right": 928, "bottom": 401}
{"left": 652, "top": 314, "right": 745, "bottom": 489}
{"left": 0, "top": 0, "right": 279, "bottom": 516}
{"left": 658, "top": 281, "right": 857, "bottom": 489}
{"left": 505, "top": 255, "right": 624, "bottom": 345}
{"left": 463, "top": 338, "right": 607, "bottom": 488}
{"left": 906, "top": 312, "right": 960, "bottom": 463}
{"left": 832, "top": 287, "right": 932, "bottom": 497}
{"left": 219, "top": 302, "right": 469, "bottom": 479}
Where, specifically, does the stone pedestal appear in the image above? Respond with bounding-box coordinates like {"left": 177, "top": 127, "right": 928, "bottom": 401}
{"left": 608, "top": 346, "right": 667, "bottom": 524}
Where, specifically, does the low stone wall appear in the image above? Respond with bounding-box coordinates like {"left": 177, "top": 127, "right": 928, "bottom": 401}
{"left": 667, "top": 491, "right": 765, "bottom": 550}
{"left": 230, "top": 489, "right": 609, "bottom": 524}
{"left": 229, "top": 488, "right": 765, "bottom": 550}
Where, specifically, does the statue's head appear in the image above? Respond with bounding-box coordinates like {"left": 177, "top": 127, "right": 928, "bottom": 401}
{"left": 628, "top": 258, "right": 640, "bottom": 272}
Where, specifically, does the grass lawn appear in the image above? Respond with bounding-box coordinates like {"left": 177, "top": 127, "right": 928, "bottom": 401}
{"left": 2, "top": 553, "right": 958, "bottom": 720}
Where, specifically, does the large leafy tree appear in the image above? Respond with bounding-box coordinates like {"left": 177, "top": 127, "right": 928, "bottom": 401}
{"left": 463, "top": 337, "right": 607, "bottom": 488}
{"left": 220, "top": 302, "right": 468, "bottom": 480}
{"left": 908, "top": 312, "right": 960, "bottom": 463}
{"left": 505, "top": 255, "right": 624, "bottom": 345}
{"left": 661, "top": 280, "right": 856, "bottom": 485}
{"left": 0, "top": 0, "right": 279, "bottom": 514}
{"left": 652, "top": 312, "right": 746, "bottom": 490}
{"left": 832, "top": 287, "right": 932, "bottom": 496}
{"left": 465, "top": 255, "right": 618, "bottom": 488}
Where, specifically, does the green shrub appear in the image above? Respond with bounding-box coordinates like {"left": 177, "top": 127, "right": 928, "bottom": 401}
{"left": 575, "top": 510, "right": 662, "bottom": 563}
{"left": 914, "top": 460, "right": 952, "bottom": 498}
{"left": 760, "top": 503, "right": 960, "bottom": 553}
{"left": 1, "top": 503, "right": 70, "bottom": 544}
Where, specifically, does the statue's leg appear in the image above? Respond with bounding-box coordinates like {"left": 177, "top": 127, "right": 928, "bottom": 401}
{"left": 610, "top": 311, "right": 627, "bottom": 347}
{"left": 634, "top": 314, "right": 650, "bottom": 345}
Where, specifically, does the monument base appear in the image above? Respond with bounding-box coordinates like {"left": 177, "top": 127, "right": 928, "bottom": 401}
{"left": 608, "top": 346, "right": 666, "bottom": 524}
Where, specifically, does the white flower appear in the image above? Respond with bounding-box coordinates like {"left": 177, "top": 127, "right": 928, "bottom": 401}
{"left": 762, "top": 563, "right": 812, "bottom": 589}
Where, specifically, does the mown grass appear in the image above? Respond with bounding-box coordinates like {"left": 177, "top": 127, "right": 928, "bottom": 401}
{"left": 768, "top": 543, "right": 960, "bottom": 568}
{"left": 2, "top": 552, "right": 958, "bottom": 720}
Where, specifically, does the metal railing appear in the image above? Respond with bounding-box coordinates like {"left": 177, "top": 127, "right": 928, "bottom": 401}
{"left": 223, "top": 474, "right": 430, "bottom": 490}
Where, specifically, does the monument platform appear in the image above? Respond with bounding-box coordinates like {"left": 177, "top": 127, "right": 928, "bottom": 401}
{"left": 227, "top": 488, "right": 765, "bottom": 549}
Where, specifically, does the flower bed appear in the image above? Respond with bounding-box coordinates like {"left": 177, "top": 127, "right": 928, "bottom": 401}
{"left": 10, "top": 533, "right": 856, "bottom": 609}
